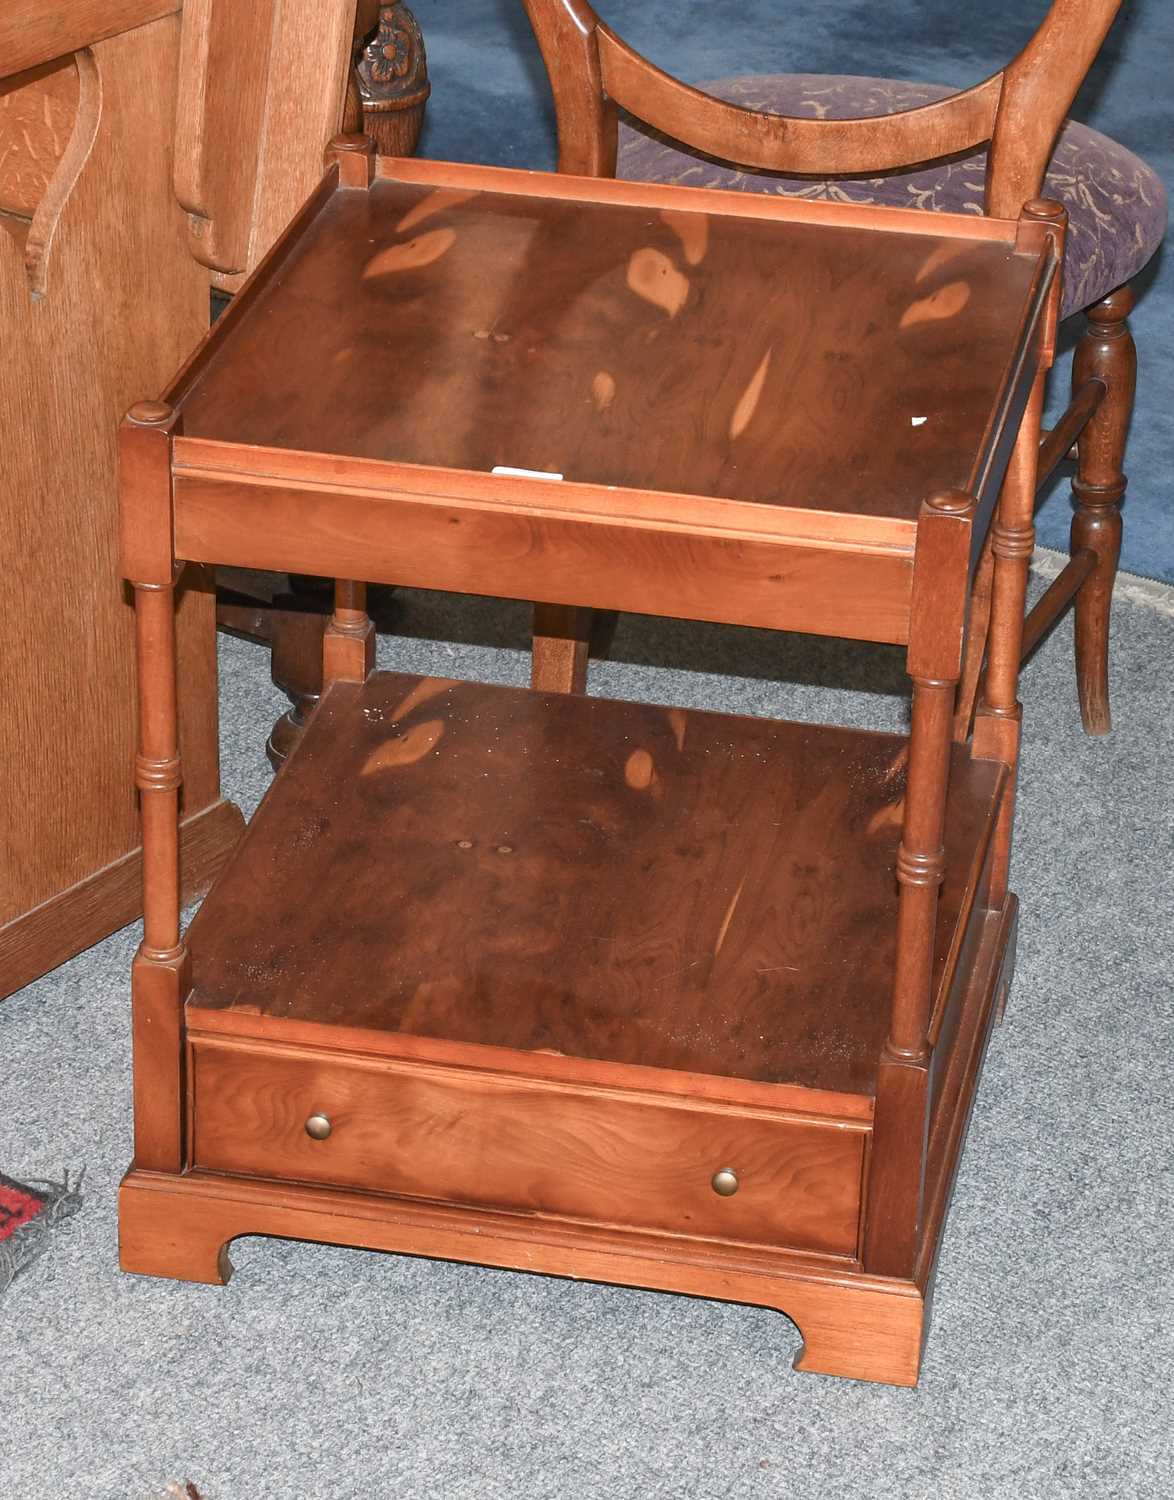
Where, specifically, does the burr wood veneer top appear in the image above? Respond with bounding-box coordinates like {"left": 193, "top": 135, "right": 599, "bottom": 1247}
{"left": 176, "top": 175, "right": 1040, "bottom": 522}
{"left": 186, "top": 674, "right": 1004, "bottom": 1097}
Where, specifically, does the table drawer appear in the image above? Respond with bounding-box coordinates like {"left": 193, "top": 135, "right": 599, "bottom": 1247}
{"left": 190, "top": 1039, "right": 866, "bottom": 1257}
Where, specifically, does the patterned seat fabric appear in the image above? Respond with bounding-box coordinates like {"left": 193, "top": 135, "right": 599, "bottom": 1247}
{"left": 617, "top": 74, "right": 1168, "bottom": 320}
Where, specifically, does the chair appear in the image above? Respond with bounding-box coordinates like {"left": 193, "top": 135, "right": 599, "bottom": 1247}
{"left": 521, "top": 0, "right": 1167, "bottom": 734}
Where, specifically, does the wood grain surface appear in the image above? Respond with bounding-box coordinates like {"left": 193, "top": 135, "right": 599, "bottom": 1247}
{"left": 0, "top": 797, "right": 240, "bottom": 999}
{"left": 122, "top": 885, "right": 1018, "bottom": 1388}
{"left": 174, "top": 0, "right": 355, "bottom": 288}
{"left": 0, "top": 59, "right": 79, "bottom": 217}
{"left": 172, "top": 466, "right": 916, "bottom": 644}
{"left": 175, "top": 176, "right": 1040, "bottom": 522}
{"left": 0, "top": 18, "right": 229, "bottom": 994}
{"left": 191, "top": 1037, "right": 867, "bottom": 1256}
{"left": 186, "top": 673, "right": 1003, "bottom": 1096}
{"left": 171, "top": 435, "right": 918, "bottom": 547}
{"left": 120, "top": 1164, "right": 929, "bottom": 1384}
{"left": 0, "top": 0, "right": 179, "bottom": 80}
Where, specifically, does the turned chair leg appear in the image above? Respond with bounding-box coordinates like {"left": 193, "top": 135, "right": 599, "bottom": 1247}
{"left": 266, "top": 589, "right": 328, "bottom": 770}
{"left": 1071, "top": 283, "right": 1135, "bottom": 736}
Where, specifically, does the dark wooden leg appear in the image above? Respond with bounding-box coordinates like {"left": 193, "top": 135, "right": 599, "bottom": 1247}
{"left": 1071, "top": 284, "right": 1135, "bottom": 736}
{"left": 353, "top": 1, "right": 430, "bottom": 157}
{"left": 266, "top": 592, "right": 328, "bottom": 770}
{"left": 232, "top": 5, "right": 428, "bottom": 768}
{"left": 530, "top": 606, "right": 621, "bottom": 693}
{"left": 217, "top": 577, "right": 330, "bottom": 771}
{"left": 590, "top": 609, "right": 620, "bottom": 661}
{"left": 532, "top": 604, "right": 592, "bottom": 693}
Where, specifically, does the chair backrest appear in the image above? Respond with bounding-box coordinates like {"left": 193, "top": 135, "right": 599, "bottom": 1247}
{"left": 520, "top": 0, "right": 1123, "bottom": 218}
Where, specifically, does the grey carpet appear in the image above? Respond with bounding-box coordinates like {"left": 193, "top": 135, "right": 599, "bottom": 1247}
{"left": 2, "top": 569, "right": 1172, "bottom": 1498}
{"left": 0, "top": 1171, "right": 83, "bottom": 1297}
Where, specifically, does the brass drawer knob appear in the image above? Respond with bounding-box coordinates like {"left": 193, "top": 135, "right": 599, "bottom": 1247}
{"left": 305, "top": 1113, "right": 332, "bottom": 1141}
{"left": 711, "top": 1167, "right": 739, "bottom": 1197}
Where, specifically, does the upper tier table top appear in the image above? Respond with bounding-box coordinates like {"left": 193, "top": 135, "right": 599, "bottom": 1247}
{"left": 174, "top": 164, "right": 1043, "bottom": 525}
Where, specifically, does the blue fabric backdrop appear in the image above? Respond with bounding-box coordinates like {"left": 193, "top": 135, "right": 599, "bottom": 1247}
{"left": 413, "top": 0, "right": 1171, "bottom": 579}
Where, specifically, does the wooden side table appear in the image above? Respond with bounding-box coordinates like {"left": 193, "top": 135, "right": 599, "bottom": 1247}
{"left": 117, "top": 138, "right": 1063, "bottom": 1386}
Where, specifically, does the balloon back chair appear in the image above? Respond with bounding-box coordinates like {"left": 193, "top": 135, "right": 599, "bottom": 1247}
{"left": 521, "top": 0, "right": 1167, "bottom": 734}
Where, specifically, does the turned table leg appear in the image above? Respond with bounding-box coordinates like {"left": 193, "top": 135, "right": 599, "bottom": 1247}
{"left": 121, "top": 401, "right": 188, "bottom": 1177}
{"left": 865, "top": 657, "right": 958, "bottom": 1278}
{"left": 324, "top": 578, "right": 376, "bottom": 685}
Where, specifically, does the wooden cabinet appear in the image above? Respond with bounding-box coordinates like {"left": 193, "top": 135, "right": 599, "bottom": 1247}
{"left": 0, "top": 0, "right": 369, "bottom": 998}
{"left": 0, "top": 10, "right": 239, "bottom": 998}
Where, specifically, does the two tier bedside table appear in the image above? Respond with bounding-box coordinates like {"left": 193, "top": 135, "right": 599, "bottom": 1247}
{"left": 117, "top": 135, "right": 1063, "bottom": 1387}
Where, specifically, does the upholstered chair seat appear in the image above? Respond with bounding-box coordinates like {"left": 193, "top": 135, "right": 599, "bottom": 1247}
{"left": 618, "top": 74, "right": 1168, "bottom": 320}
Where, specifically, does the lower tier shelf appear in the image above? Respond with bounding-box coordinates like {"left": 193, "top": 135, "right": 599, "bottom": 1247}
{"left": 126, "top": 672, "right": 1018, "bottom": 1385}
{"left": 187, "top": 671, "right": 1004, "bottom": 1101}
{"left": 124, "top": 883, "right": 1015, "bottom": 1387}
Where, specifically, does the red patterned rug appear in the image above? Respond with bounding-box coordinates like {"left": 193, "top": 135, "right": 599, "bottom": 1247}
{"left": 0, "top": 1169, "right": 82, "bottom": 1293}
